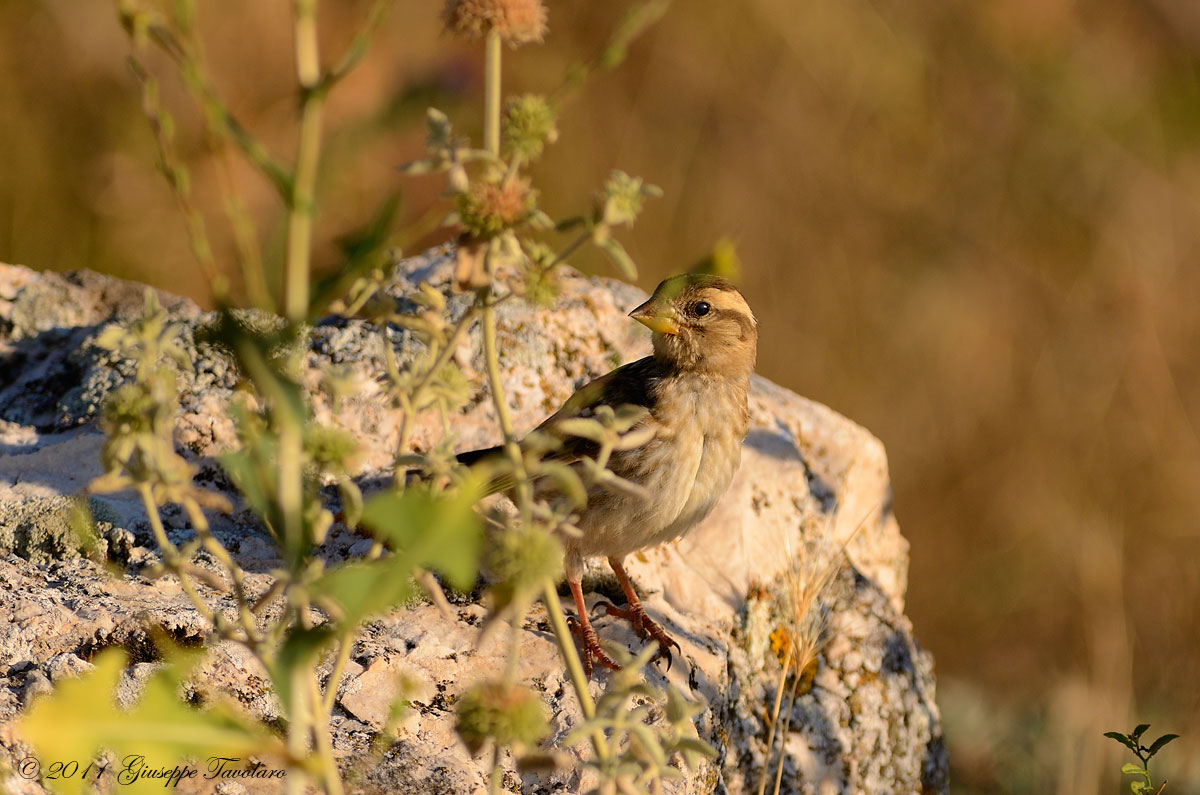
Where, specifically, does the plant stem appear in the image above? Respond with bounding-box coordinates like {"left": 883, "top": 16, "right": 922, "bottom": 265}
{"left": 770, "top": 666, "right": 804, "bottom": 795}
{"left": 287, "top": 0, "right": 323, "bottom": 321}
{"left": 488, "top": 744, "right": 503, "bottom": 795}
{"left": 182, "top": 497, "right": 263, "bottom": 647}
{"left": 756, "top": 644, "right": 793, "bottom": 795}
{"left": 322, "top": 631, "right": 356, "bottom": 716}
{"left": 323, "top": 0, "right": 391, "bottom": 89}
{"left": 215, "top": 154, "right": 272, "bottom": 310}
{"left": 503, "top": 617, "right": 522, "bottom": 689}
{"left": 480, "top": 278, "right": 533, "bottom": 520}
{"left": 137, "top": 484, "right": 219, "bottom": 628}
{"left": 549, "top": 229, "right": 591, "bottom": 270}
{"left": 484, "top": 32, "right": 501, "bottom": 156}
{"left": 287, "top": 666, "right": 311, "bottom": 795}
{"left": 390, "top": 305, "right": 480, "bottom": 487}
{"left": 278, "top": 420, "right": 305, "bottom": 568}
{"left": 478, "top": 37, "right": 517, "bottom": 517}
{"left": 309, "top": 673, "right": 345, "bottom": 795}
{"left": 541, "top": 580, "right": 609, "bottom": 762}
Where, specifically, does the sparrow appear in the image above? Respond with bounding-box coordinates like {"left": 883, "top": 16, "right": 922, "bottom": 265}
{"left": 458, "top": 273, "right": 758, "bottom": 673}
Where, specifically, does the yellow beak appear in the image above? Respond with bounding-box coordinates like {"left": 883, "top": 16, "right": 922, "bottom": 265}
{"left": 629, "top": 299, "right": 680, "bottom": 335}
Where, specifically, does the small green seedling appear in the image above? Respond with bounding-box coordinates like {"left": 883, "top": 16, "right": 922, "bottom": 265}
{"left": 1104, "top": 724, "right": 1179, "bottom": 795}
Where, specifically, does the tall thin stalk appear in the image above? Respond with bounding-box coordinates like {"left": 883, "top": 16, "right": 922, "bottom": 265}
{"left": 542, "top": 581, "right": 610, "bottom": 763}
{"left": 756, "top": 644, "right": 794, "bottom": 795}
{"left": 286, "top": 0, "right": 323, "bottom": 321}
{"left": 286, "top": 668, "right": 311, "bottom": 795}
{"left": 282, "top": 6, "right": 322, "bottom": 788}
{"left": 484, "top": 32, "right": 502, "bottom": 156}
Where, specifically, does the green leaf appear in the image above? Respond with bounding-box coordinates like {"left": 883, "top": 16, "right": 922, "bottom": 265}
{"left": 554, "top": 214, "right": 587, "bottom": 233}
{"left": 358, "top": 486, "right": 482, "bottom": 590}
{"left": 1106, "top": 731, "right": 1139, "bottom": 754}
{"left": 539, "top": 461, "right": 588, "bottom": 508}
{"left": 1147, "top": 733, "right": 1179, "bottom": 756}
{"left": 626, "top": 722, "right": 668, "bottom": 768}
{"left": 690, "top": 237, "right": 743, "bottom": 282}
{"left": 198, "top": 309, "right": 307, "bottom": 427}
{"left": 664, "top": 684, "right": 704, "bottom": 725}
{"left": 674, "top": 736, "right": 718, "bottom": 768}
{"left": 94, "top": 324, "right": 129, "bottom": 352}
{"left": 313, "top": 486, "right": 482, "bottom": 624}
{"left": 597, "top": 236, "right": 638, "bottom": 280}
{"left": 313, "top": 558, "right": 416, "bottom": 626}
{"left": 397, "top": 158, "right": 436, "bottom": 175}
{"left": 272, "top": 625, "right": 336, "bottom": 712}
{"left": 19, "top": 650, "right": 275, "bottom": 795}
{"left": 597, "top": 0, "right": 670, "bottom": 70}
{"left": 1122, "top": 763, "right": 1147, "bottom": 776}
{"left": 219, "top": 448, "right": 272, "bottom": 523}
{"left": 1132, "top": 723, "right": 1151, "bottom": 741}
{"left": 553, "top": 417, "right": 609, "bottom": 444}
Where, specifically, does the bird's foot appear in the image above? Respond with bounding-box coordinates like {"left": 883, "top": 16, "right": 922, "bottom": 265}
{"left": 593, "top": 600, "right": 682, "bottom": 671}
{"left": 567, "top": 614, "right": 620, "bottom": 677}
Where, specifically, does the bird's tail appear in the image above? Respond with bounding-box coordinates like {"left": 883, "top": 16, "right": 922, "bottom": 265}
{"left": 454, "top": 444, "right": 514, "bottom": 495}
{"left": 455, "top": 444, "right": 504, "bottom": 468}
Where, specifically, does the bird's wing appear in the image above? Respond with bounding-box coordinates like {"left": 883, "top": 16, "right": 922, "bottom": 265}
{"left": 532, "top": 356, "right": 663, "bottom": 464}
{"left": 456, "top": 356, "right": 663, "bottom": 471}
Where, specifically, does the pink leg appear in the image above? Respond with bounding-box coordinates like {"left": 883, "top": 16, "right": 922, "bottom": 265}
{"left": 566, "top": 578, "right": 619, "bottom": 676}
{"left": 595, "top": 556, "right": 682, "bottom": 670}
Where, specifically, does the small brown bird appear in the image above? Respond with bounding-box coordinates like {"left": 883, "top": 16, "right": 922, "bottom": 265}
{"left": 459, "top": 273, "right": 758, "bottom": 672}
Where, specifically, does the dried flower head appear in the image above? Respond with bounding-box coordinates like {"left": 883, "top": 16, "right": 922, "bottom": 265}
{"left": 456, "top": 174, "right": 537, "bottom": 239}
{"left": 443, "top": 0, "right": 547, "bottom": 46}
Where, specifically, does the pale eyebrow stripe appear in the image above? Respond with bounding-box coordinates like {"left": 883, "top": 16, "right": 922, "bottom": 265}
{"left": 701, "top": 289, "right": 752, "bottom": 317}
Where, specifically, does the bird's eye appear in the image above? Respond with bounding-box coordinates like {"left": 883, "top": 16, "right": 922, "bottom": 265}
{"left": 693, "top": 301, "right": 711, "bottom": 317}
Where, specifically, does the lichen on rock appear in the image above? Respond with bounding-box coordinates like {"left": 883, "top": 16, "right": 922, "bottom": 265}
{"left": 0, "top": 495, "right": 127, "bottom": 565}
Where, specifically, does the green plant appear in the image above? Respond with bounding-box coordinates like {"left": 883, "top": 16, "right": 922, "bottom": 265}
{"left": 1104, "top": 724, "right": 1179, "bottom": 795}
{"left": 16, "top": 2, "right": 719, "bottom": 794}
{"left": 565, "top": 646, "right": 717, "bottom": 794}
{"left": 398, "top": 3, "right": 722, "bottom": 792}
{"left": 22, "top": 288, "right": 485, "bottom": 795}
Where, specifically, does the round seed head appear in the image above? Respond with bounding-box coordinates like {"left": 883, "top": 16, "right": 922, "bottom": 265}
{"left": 457, "top": 175, "right": 537, "bottom": 239}
{"left": 443, "top": 0, "right": 548, "bottom": 46}
{"left": 455, "top": 681, "right": 549, "bottom": 754}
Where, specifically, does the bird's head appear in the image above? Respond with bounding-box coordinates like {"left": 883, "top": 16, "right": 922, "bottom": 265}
{"left": 629, "top": 274, "right": 757, "bottom": 377}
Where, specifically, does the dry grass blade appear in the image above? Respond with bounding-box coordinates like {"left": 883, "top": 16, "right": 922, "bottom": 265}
{"left": 756, "top": 508, "right": 873, "bottom": 795}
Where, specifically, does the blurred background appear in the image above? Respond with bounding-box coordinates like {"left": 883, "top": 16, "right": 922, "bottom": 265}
{"left": 2, "top": 0, "right": 1198, "bottom": 791}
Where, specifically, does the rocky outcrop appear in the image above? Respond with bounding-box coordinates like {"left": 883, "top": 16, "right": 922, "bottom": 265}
{"left": 0, "top": 253, "right": 946, "bottom": 794}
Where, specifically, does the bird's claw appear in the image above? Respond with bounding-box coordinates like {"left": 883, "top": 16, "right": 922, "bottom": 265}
{"left": 593, "top": 600, "right": 681, "bottom": 671}
{"left": 650, "top": 634, "right": 681, "bottom": 672}
{"left": 567, "top": 614, "right": 620, "bottom": 677}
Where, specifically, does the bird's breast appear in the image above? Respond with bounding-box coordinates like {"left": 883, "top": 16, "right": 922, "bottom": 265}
{"left": 571, "top": 372, "right": 749, "bottom": 559}
{"left": 641, "top": 373, "right": 748, "bottom": 543}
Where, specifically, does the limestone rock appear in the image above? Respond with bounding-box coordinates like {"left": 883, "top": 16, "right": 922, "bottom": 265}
{"left": 0, "top": 255, "right": 946, "bottom": 794}
{"left": 338, "top": 657, "right": 433, "bottom": 731}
